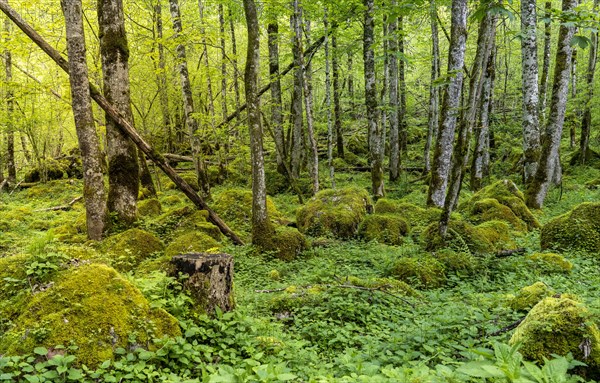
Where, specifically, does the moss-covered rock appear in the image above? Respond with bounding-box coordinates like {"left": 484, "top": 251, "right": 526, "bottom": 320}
{"left": 165, "top": 172, "right": 199, "bottom": 192}
{"left": 462, "top": 179, "right": 540, "bottom": 231}
{"left": 541, "top": 202, "right": 600, "bottom": 253}
{"left": 164, "top": 232, "right": 220, "bottom": 258}
{"left": 389, "top": 256, "right": 446, "bottom": 288}
{"left": 374, "top": 199, "right": 453, "bottom": 235}
{"left": 468, "top": 198, "right": 528, "bottom": 231}
{"left": 347, "top": 132, "right": 368, "bottom": 155}
{"left": 0, "top": 264, "right": 180, "bottom": 367}
{"left": 267, "top": 226, "right": 307, "bottom": 261}
{"left": 138, "top": 199, "right": 162, "bottom": 217}
{"left": 296, "top": 187, "right": 372, "bottom": 239}
{"left": 569, "top": 147, "right": 600, "bottom": 167}
{"left": 432, "top": 249, "right": 478, "bottom": 275}
{"left": 509, "top": 296, "right": 600, "bottom": 369}
{"left": 527, "top": 252, "right": 573, "bottom": 273}
{"left": 171, "top": 210, "right": 222, "bottom": 241}
{"left": 104, "top": 228, "right": 164, "bottom": 272}
{"left": 358, "top": 213, "right": 409, "bottom": 245}
{"left": 507, "top": 282, "right": 554, "bottom": 312}
{"left": 422, "top": 219, "right": 514, "bottom": 254}
{"left": 23, "top": 160, "right": 66, "bottom": 183}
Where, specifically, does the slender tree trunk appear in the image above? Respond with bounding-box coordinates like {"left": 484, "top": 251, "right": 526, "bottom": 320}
{"left": 153, "top": 1, "right": 172, "bottom": 153}
{"left": 427, "top": 0, "right": 467, "bottom": 208}
{"left": 398, "top": 16, "right": 407, "bottom": 154}
{"left": 169, "top": 0, "right": 210, "bottom": 197}
{"left": 198, "top": 0, "right": 215, "bottom": 124}
{"left": 539, "top": 1, "right": 552, "bottom": 122}
{"left": 290, "top": 7, "right": 304, "bottom": 179}
{"left": 229, "top": 8, "right": 241, "bottom": 123}
{"left": 347, "top": 53, "right": 355, "bottom": 117}
{"left": 471, "top": 43, "right": 496, "bottom": 190}
{"left": 580, "top": 0, "right": 599, "bottom": 164}
{"left": 425, "top": 0, "right": 441, "bottom": 175}
{"left": 381, "top": 15, "right": 389, "bottom": 164}
{"left": 60, "top": 0, "right": 107, "bottom": 240}
{"left": 526, "top": 0, "right": 578, "bottom": 209}
{"left": 570, "top": 48, "right": 578, "bottom": 149}
{"left": 332, "top": 34, "right": 344, "bottom": 158}
{"left": 268, "top": 22, "right": 286, "bottom": 174}
{"left": 3, "top": 13, "right": 15, "bottom": 183}
{"left": 521, "top": 0, "right": 541, "bottom": 185}
{"left": 325, "top": 9, "right": 335, "bottom": 188}
{"left": 138, "top": 150, "right": 157, "bottom": 197}
{"left": 219, "top": 4, "right": 227, "bottom": 122}
{"left": 388, "top": 5, "right": 400, "bottom": 182}
{"left": 364, "top": 0, "right": 384, "bottom": 199}
{"left": 440, "top": 5, "right": 496, "bottom": 235}
{"left": 98, "top": 0, "right": 139, "bottom": 225}
{"left": 244, "top": 0, "right": 273, "bottom": 248}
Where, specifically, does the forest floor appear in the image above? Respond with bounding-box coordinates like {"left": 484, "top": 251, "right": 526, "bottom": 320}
{"left": 1, "top": 160, "right": 600, "bottom": 382}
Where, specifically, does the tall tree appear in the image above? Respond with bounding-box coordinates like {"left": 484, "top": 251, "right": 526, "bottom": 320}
{"left": 219, "top": 4, "right": 228, "bottom": 121}
{"left": 526, "top": 0, "right": 578, "bottom": 208}
{"left": 332, "top": 34, "right": 344, "bottom": 158}
{"left": 364, "top": 0, "right": 384, "bottom": 198}
{"left": 425, "top": 0, "right": 441, "bottom": 175}
{"left": 324, "top": 8, "right": 335, "bottom": 188}
{"left": 60, "top": 0, "right": 107, "bottom": 240}
{"left": 153, "top": 1, "right": 173, "bottom": 152}
{"left": 198, "top": 0, "right": 215, "bottom": 124}
{"left": 388, "top": 1, "right": 401, "bottom": 182}
{"left": 290, "top": 4, "right": 304, "bottom": 179}
{"left": 427, "top": 0, "right": 467, "bottom": 208}
{"left": 268, "top": 21, "right": 286, "bottom": 173}
{"left": 580, "top": 0, "right": 600, "bottom": 163}
{"left": 3, "top": 11, "right": 15, "bottom": 184}
{"left": 244, "top": 0, "right": 273, "bottom": 248}
{"left": 229, "top": 8, "right": 241, "bottom": 122}
{"left": 521, "top": 0, "right": 541, "bottom": 185}
{"left": 169, "top": 0, "right": 210, "bottom": 197}
{"left": 539, "top": 1, "right": 552, "bottom": 121}
{"left": 98, "top": 0, "right": 140, "bottom": 225}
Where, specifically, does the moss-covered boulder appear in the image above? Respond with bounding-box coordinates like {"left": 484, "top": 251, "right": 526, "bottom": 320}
{"left": 462, "top": 179, "right": 540, "bottom": 231}
{"left": 171, "top": 210, "right": 222, "bottom": 241}
{"left": 507, "top": 282, "right": 554, "bottom": 312}
{"left": 541, "top": 202, "right": 600, "bottom": 253}
{"left": 166, "top": 172, "right": 199, "bottom": 192}
{"left": 104, "top": 228, "right": 164, "bottom": 272}
{"left": 358, "top": 214, "right": 409, "bottom": 245}
{"left": 267, "top": 226, "right": 307, "bottom": 261}
{"left": 296, "top": 187, "right": 372, "bottom": 239}
{"left": 0, "top": 264, "right": 180, "bottom": 367}
{"left": 432, "top": 249, "right": 478, "bottom": 275}
{"left": 422, "top": 219, "right": 514, "bottom": 254}
{"left": 23, "top": 160, "right": 66, "bottom": 183}
{"left": 527, "top": 252, "right": 573, "bottom": 273}
{"left": 165, "top": 232, "right": 220, "bottom": 258}
{"left": 509, "top": 296, "right": 600, "bottom": 368}
{"left": 389, "top": 256, "right": 446, "bottom": 288}
{"left": 138, "top": 199, "right": 162, "bottom": 217}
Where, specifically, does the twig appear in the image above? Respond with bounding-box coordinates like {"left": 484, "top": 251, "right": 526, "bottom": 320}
{"left": 495, "top": 248, "right": 526, "bottom": 258}
{"left": 35, "top": 196, "right": 83, "bottom": 212}
{"left": 488, "top": 317, "right": 525, "bottom": 337}
{"left": 9, "top": 181, "right": 22, "bottom": 195}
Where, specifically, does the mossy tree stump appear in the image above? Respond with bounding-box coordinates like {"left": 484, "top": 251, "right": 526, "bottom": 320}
{"left": 171, "top": 253, "right": 234, "bottom": 316}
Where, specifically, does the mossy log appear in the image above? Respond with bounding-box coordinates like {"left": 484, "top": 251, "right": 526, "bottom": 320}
{"left": 171, "top": 253, "right": 234, "bottom": 316}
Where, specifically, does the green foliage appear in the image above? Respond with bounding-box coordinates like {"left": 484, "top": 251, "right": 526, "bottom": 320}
{"left": 507, "top": 282, "right": 554, "bottom": 312}
{"left": 164, "top": 232, "right": 221, "bottom": 257}
{"left": 103, "top": 228, "right": 164, "bottom": 272}
{"left": 541, "top": 202, "right": 600, "bottom": 253}
{"left": 389, "top": 255, "right": 446, "bottom": 288}
{"left": 358, "top": 213, "right": 409, "bottom": 245}
{"left": 527, "top": 252, "right": 574, "bottom": 273}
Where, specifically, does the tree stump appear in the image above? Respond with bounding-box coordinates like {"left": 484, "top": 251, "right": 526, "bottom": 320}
{"left": 171, "top": 253, "right": 234, "bottom": 316}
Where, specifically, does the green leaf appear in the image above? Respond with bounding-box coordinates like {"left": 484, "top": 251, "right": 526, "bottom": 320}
{"left": 33, "top": 347, "right": 48, "bottom": 356}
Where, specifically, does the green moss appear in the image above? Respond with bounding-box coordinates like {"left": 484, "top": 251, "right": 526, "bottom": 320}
{"left": 164, "top": 232, "right": 220, "bottom": 258}
{"left": 0, "top": 254, "right": 33, "bottom": 323}
{"left": 432, "top": 249, "right": 478, "bottom": 275}
{"left": 172, "top": 210, "right": 222, "bottom": 241}
{"left": 461, "top": 179, "right": 540, "bottom": 230}
{"left": 23, "top": 160, "right": 66, "bottom": 183}
{"left": 343, "top": 152, "right": 367, "bottom": 167}
{"left": 374, "top": 199, "right": 450, "bottom": 235}
{"left": 265, "top": 168, "right": 289, "bottom": 195}
{"left": 136, "top": 254, "right": 175, "bottom": 275}
{"left": 347, "top": 132, "right": 368, "bottom": 155}
{"left": 422, "top": 219, "right": 513, "bottom": 254}
{"left": 138, "top": 199, "right": 162, "bottom": 217}
{"left": 509, "top": 296, "right": 600, "bottom": 368}
{"left": 507, "top": 282, "right": 554, "bottom": 312}
{"left": 161, "top": 194, "right": 184, "bottom": 207}
{"left": 389, "top": 256, "right": 446, "bottom": 288}
{"left": 104, "top": 229, "right": 164, "bottom": 272}
{"left": 0, "top": 264, "right": 180, "bottom": 367}
{"left": 332, "top": 157, "right": 347, "bottom": 169}
{"left": 527, "top": 252, "right": 573, "bottom": 273}
{"left": 358, "top": 213, "right": 409, "bottom": 245}
{"left": 166, "top": 172, "right": 199, "bottom": 192}
{"left": 267, "top": 226, "right": 307, "bottom": 261}
{"left": 541, "top": 202, "right": 600, "bottom": 253}
{"left": 469, "top": 198, "right": 528, "bottom": 231}
{"left": 296, "top": 187, "right": 372, "bottom": 239}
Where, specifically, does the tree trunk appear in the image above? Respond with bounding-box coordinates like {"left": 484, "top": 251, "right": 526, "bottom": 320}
{"left": 268, "top": 22, "right": 286, "bottom": 174}
{"left": 398, "top": 16, "right": 407, "bottom": 154}
{"left": 153, "top": 1, "right": 172, "bottom": 153}
{"left": 3, "top": 12, "right": 15, "bottom": 183}
{"left": 171, "top": 253, "right": 234, "bottom": 316}
{"left": 332, "top": 34, "right": 344, "bottom": 158}
{"left": 244, "top": 0, "right": 274, "bottom": 249}
{"left": 229, "top": 8, "right": 241, "bottom": 124}
{"left": 388, "top": 5, "right": 400, "bottom": 182}
{"left": 364, "top": 0, "right": 384, "bottom": 199}
{"left": 138, "top": 150, "right": 157, "bottom": 197}
{"left": 169, "top": 0, "right": 211, "bottom": 198}
{"left": 325, "top": 9, "right": 335, "bottom": 188}
{"left": 539, "top": 1, "right": 552, "bottom": 122}
{"left": 427, "top": 0, "right": 467, "bottom": 208}
{"left": 219, "top": 4, "right": 228, "bottom": 122}
{"left": 290, "top": 7, "right": 304, "bottom": 180}
{"left": 198, "top": 0, "right": 215, "bottom": 124}
{"left": 521, "top": 0, "right": 541, "bottom": 186}
{"left": 98, "top": 0, "right": 140, "bottom": 226}
{"left": 425, "top": 0, "right": 441, "bottom": 175}
{"left": 60, "top": 0, "right": 107, "bottom": 240}
{"left": 570, "top": 48, "right": 578, "bottom": 149}
{"left": 580, "top": 0, "right": 599, "bottom": 164}
{"left": 526, "top": 0, "right": 577, "bottom": 209}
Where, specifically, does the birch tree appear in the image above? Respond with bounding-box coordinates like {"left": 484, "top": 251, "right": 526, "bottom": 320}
{"left": 580, "top": 0, "right": 599, "bottom": 164}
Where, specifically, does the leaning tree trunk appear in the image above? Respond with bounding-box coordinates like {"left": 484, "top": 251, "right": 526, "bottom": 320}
{"left": 424, "top": 0, "right": 441, "bottom": 175}
{"left": 332, "top": 34, "right": 344, "bottom": 158}
{"left": 526, "top": 0, "right": 577, "bottom": 209}
{"left": 98, "top": 0, "right": 140, "bottom": 226}
{"left": 427, "top": 0, "right": 467, "bottom": 208}
{"left": 290, "top": 7, "right": 304, "bottom": 180}
{"left": 169, "top": 0, "right": 211, "bottom": 198}
{"left": 268, "top": 22, "right": 286, "bottom": 174}
{"left": 364, "top": 0, "right": 384, "bottom": 199}
{"left": 388, "top": 3, "right": 400, "bottom": 182}
{"left": 580, "top": 0, "right": 600, "bottom": 164}
{"left": 244, "top": 0, "right": 274, "bottom": 249}
{"left": 3, "top": 13, "right": 15, "bottom": 184}
{"left": 539, "top": 1, "right": 552, "bottom": 122}
{"left": 60, "top": 0, "right": 107, "bottom": 240}
{"left": 521, "top": 0, "right": 541, "bottom": 186}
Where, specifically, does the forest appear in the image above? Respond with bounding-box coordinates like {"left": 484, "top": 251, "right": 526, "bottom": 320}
{"left": 2, "top": 0, "right": 600, "bottom": 381}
